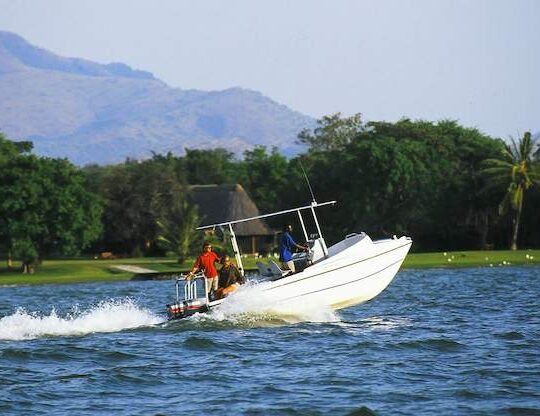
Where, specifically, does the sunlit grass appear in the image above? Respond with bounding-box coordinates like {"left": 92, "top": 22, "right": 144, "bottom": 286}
{"left": 402, "top": 250, "right": 540, "bottom": 268}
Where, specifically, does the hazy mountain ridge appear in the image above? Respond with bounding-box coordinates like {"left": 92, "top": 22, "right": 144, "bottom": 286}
{"left": 0, "top": 31, "right": 314, "bottom": 165}
{"left": 0, "top": 31, "right": 154, "bottom": 79}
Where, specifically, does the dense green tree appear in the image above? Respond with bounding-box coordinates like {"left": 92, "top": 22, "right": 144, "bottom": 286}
{"left": 53, "top": 120, "right": 540, "bottom": 254}
{"left": 149, "top": 152, "right": 189, "bottom": 185}
{"left": 94, "top": 159, "right": 178, "bottom": 255}
{"left": 0, "top": 133, "right": 33, "bottom": 268}
{"left": 297, "top": 112, "right": 364, "bottom": 152}
{"left": 240, "top": 146, "right": 290, "bottom": 213}
{"left": 295, "top": 118, "right": 505, "bottom": 249}
{"left": 0, "top": 137, "right": 103, "bottom": 272}
{"left": 183, "top": 148, "right": 238, "bottom": 185}
{"left": 373, "top": 119, "right": 505, "bottom": 249}
{"left": 0, "top": 133, "right": 33, "bottom": 161}
{"left": 299, "top": 133, "right": 437, "bottom": 244}
{"left": 481, "top": 132, "right": 540, "bottom": 250}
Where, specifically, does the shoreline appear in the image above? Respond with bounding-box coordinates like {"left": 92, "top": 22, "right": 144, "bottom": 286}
{"left": 0, "top": 250, "right": 538, "bottom": 286}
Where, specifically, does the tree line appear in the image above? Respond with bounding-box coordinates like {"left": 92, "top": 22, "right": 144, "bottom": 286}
{"left": 1, "top": 114, "right": 539, "bottom": 272}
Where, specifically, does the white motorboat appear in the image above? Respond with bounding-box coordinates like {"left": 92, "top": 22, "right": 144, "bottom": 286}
{"left": 166, "top": 200, "right": 412, "bottom": 320}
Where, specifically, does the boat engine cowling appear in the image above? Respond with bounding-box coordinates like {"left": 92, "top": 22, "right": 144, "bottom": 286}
{"left": 167, "top": 298, "right": 208, "bottom": 319}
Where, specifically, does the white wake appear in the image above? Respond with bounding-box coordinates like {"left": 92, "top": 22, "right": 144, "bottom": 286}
{"left": 0, "top": 299, "right": 163, "bottom": 341}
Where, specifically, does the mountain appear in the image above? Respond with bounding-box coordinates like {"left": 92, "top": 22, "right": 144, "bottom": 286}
{"left": 0, "top": 31, "right": 314, "bottom": 165}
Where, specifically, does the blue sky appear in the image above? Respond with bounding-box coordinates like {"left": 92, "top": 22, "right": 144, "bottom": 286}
{"left": 1, "top": 0, "right": 538, "bottom": 139}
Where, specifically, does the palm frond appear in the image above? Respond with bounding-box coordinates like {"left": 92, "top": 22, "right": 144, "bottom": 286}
{"left": 157, "top": 235, "right": 173, "bottom": 245}
{"left": 529, "top": 168, "right": 540, "bottom": 185}
{"left": 508, "top": 137, "right": 520, "bottom": 161}
{"left": 480, "top": 167, "right": 511, "bottom": 177}
{"left": 520, "top": 132, "right": 533, "bottom": 160}
{"left": 481, "top": 158, "right": 513, "bottom": 168}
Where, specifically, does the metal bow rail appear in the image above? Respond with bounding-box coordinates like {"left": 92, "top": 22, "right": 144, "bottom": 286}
{"left": 175, "top": 271, "right": 206, "bottom": 303}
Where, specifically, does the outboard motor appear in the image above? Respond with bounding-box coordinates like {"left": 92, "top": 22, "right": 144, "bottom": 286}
{"left": 167, "top": 299, "right": 209, "bottom": 320}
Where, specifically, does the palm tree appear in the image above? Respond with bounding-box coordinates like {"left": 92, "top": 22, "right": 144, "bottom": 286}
{"left": 481, "top": 132, "right": 539, "bottom": 250}
{"left": 156, "top": 189, "right": 200, "bottom": 264}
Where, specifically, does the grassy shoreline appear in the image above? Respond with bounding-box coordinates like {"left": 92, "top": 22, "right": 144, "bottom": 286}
{"left": 0, "top": 250, "right": 538, "bottom": 286}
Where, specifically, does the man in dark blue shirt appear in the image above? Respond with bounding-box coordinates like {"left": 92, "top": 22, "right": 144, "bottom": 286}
{"left": 279, "top": 224, "right": 308, "bottom": 273}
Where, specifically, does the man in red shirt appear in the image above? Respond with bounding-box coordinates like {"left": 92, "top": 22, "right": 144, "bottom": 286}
{"left": 187, "top": 242, "right": 221, "bottom": 295}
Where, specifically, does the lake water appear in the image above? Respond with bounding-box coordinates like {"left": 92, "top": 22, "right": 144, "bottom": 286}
{"left": 1, "top": 266, "right": 539, "bottom": 415}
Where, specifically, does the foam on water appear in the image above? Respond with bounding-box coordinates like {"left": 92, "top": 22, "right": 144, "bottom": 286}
{"left": 193, "top": 281, "right": 340, "bottom": 324}
{"left": 0, "top": 298, "right": 163, "bottom": 341}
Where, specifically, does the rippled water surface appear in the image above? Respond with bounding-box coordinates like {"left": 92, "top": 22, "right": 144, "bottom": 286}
{"left": 1, "top": 267, "right": 539, "bottom": 415}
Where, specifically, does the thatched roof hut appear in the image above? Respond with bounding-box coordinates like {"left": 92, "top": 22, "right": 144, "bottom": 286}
{"left": 189, "top": 184, "right": 274, "bottom": 254}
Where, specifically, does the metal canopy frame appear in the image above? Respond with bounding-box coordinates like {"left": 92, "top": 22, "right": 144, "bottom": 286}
{"left": 197, "top": 200, "right": 337, "bottom": 276}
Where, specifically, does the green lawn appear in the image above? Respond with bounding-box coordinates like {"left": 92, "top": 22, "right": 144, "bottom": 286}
{"left": 1, "top": 250, "right": 539, "bottom": 286}
{"left": 0, "top": 257, "right": 184, "bottom": 286}
{"left": 402, "top": 250, "right": 540, "bottom": 269}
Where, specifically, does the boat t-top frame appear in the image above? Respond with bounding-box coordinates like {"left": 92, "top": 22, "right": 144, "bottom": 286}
{"left": 196, "top": 200, "right": 336, "bottom": 276}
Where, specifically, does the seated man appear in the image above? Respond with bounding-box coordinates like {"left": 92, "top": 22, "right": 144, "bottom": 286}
{"left": 215, "top": 255, "right": 245, "bottom": 299}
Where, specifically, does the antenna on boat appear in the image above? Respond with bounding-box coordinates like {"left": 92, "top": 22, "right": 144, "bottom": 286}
{"left": 299, "top": 160, "right": 316, "bottom": 203}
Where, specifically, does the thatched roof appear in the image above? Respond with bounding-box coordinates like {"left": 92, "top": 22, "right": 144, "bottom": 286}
{"left": 189, "top": 184, "right": 273, "bottom": 236}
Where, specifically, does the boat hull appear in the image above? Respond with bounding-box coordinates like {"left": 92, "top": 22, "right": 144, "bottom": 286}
{"left": 259, "top": 234, "right": 412, "bottom": 311}
{"left": 166, "top": 234, "right": 412, "bottom": 320}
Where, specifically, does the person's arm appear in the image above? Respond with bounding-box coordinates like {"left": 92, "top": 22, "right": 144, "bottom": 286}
{"left": 289, "top": 234, "right": 308, "bottom": 252}
{"left": 295, "top": 242, "right": 308, "bottom": 251}
{"left": 187, "top": 257, "right": 201, "bottom": 279}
